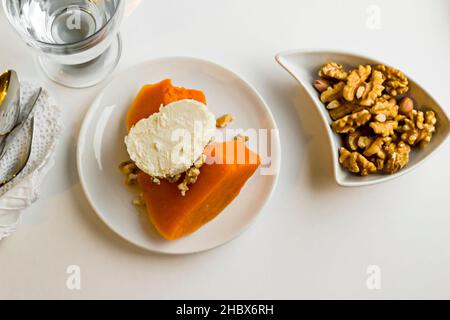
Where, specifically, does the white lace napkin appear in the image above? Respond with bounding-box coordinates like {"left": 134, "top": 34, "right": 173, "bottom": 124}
{"left": 0, "top": 82, "right": 62, "bottom": 240}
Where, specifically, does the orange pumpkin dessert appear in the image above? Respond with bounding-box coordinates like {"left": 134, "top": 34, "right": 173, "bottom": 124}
{"left": 126, "top": 79, "right": 206, "bottom": 131}
{"left": 121, "top": 79, "right": 261, "bottom": 240}
{"left": 138, "top": 139, "right": 260, "bottom": 240}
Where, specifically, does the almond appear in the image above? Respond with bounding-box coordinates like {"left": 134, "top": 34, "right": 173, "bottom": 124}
{"left": 399, "top": 97, "right": 414, "bottom": 115}
{"left": 313, "top": 79, "right": 331, "bottom": 93}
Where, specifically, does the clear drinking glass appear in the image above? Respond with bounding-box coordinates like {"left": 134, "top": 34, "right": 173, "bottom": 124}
{"left": 2, "top": 0, "right": 125, "bottom": 88}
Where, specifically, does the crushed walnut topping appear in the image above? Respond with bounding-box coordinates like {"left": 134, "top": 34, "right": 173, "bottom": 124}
{"left": 119, "top": 160, "right": 141, "bottom": 186}
{"left": 119, "top": 154, "right": 207, "bottom": 201}
{"left": 132, "top": 193, "right": 145, "bottom": 207}
{"left": 216, "top": 114, "right": 234, "bottom": 128}
{"left": 177, "top": 154, "right": 207, "bottom": 196}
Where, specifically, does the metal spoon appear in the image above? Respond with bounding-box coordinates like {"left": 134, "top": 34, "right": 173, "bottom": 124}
{"left": 0, "top": 70, "right": 21, "bottom": 135}
{"left": 0, "top": 87, "right": 42, "bottom": 160}
{"left": 0, "top": 117, "right": 34, "bottom": 188}
{"left": 0, "top": 70, "right": 21, "bottom": 155}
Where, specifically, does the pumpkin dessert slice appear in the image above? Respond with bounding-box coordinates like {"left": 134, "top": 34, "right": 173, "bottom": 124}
{"left": 138, "top": 138, "right": 261, "bottom": 240}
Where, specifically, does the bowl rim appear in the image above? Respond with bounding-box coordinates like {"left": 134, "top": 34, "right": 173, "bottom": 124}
{"left": 2, "top": 0, "right": 124, "bottom": 48}
{"left": 275, "top": 48, "right": 450, "bottom": 187}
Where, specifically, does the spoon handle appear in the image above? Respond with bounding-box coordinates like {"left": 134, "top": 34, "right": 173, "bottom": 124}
{"left": 0, "top": 117, "right": 35, "bottom": 188}
{"left": 0, "top": 87, "right": 41, "bottom": 160}
{"left": 18, "top": 87, "right": 42, "bottom": 125}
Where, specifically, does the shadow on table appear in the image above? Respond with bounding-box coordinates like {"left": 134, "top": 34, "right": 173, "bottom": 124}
{"left": 293, "top": 86, "right": 336, "bottom": 191}
{"left": 261, "top": 73, "right": 336, "bottom": 193}
{"left": 72, "top": 183, "right": 188, "bottom": 259}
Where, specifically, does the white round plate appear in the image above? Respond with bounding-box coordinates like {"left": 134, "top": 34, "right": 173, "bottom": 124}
{"left": 77, "top": 57, "right": 280, "bottom": 254}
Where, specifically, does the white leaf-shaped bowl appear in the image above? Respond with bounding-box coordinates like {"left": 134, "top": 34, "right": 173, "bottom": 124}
{"left": 276, "top": 50, "right": 449, "bottom": 187}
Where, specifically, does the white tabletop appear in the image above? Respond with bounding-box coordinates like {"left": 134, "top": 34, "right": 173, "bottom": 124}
{"left": 1, "top": 0, "right": 449, "bottom": 299}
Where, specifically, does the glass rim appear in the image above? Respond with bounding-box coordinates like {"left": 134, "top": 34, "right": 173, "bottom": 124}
{"left": 2, "top": 0, "right": 124, "bottom": 48}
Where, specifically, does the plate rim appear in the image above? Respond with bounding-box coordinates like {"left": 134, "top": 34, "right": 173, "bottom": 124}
{"left": 76, "top": 56, "right": 281, "bottom": 254}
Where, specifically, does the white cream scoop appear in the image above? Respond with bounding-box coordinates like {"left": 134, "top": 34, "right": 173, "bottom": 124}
{"left": 125, "top": 99, "right": 216, "bottom": 178}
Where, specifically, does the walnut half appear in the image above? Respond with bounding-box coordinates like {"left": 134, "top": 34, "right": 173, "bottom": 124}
{"left": 331, "top": 109, "right": 371, "bottom": 134}
{"left": 343, "top": 65, "right": 372, "bottom": 101}
{"left": 370, "top": 120, "right": 398, "bottom": 137}
{"left": 399, "top": 110, "right": 436, "bottom": 147}
{"left": 319, "top": 62, "right": 348, "bottom": 80}
{"left": 383, "top": 141, "right": 411, "bottom": 174}
{"left": 339, "top": 147, "right": 377, "bottom": 176}
{"left": 375, "top": 64, "right": 408, "bottom": 96}
{"left": 359, "top": 70, "right": 385, "bottom": 107}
